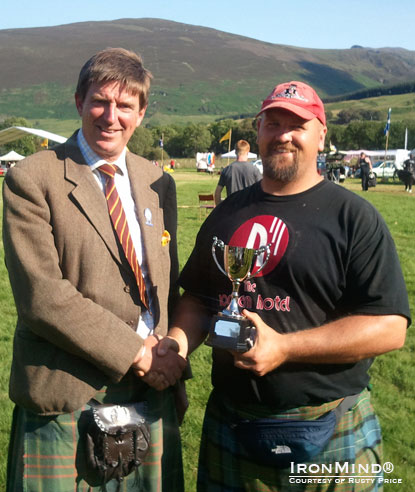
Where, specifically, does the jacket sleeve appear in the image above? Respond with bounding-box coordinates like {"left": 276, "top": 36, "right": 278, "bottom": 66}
{"left": 2, "top": 162, "right": 143, "bottom": 383}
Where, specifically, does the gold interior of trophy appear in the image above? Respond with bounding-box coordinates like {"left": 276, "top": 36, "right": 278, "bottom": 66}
{"left": 223, "top": 246, "right": 255, "bottom": 282}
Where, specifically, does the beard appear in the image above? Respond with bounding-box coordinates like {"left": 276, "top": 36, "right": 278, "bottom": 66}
{"left": 261, "top": 147, "right": 299, "bottom": 183}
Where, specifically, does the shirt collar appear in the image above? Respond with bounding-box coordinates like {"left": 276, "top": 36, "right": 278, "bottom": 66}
{"left": 77, "top": 129, "right": 127, "bottom": 174}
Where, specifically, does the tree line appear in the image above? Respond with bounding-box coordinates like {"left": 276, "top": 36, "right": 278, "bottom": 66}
{"left": 325, "top": 81, "right": 415, "bottom": 103}
{"left": 1, "top": 115, "right": 415, "bottom": 161}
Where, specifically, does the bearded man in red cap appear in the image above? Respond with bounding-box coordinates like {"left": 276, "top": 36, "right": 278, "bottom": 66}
{"left": 156, "top": 81, "right": 410, "bottom": 491}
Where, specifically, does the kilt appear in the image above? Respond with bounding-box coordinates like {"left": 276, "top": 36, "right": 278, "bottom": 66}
{"left": 197, "top": 389, "right": 383, "bottom": 492}
{"left": 7, "top": 385, "right": 183, "bottom": 492}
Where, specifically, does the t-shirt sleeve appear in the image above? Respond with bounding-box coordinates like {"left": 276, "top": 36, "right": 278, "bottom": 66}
{"left": 343, "top": 203, "right": 411, "bottom": 325}
{"left": 217, "top": 168, "right": 228, "bottom": 188}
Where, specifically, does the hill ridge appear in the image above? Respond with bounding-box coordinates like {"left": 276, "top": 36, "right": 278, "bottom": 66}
{"left": 1, "top": 18, "right": 415, "bottom": 121}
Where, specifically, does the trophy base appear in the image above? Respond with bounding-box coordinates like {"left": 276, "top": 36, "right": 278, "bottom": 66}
{"left": 205, "top": 313, "right": 256, "bottom": 352}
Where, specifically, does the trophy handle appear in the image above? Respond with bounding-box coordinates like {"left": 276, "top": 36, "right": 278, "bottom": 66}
{"left": 247, "top": 244, "right": 271, "bottom": 279}
{"left": 212, "top": 237, "right": 228, "bottom": 277}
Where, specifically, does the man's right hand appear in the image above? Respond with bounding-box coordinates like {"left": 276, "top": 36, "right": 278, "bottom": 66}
{"left": 132, "top": 335, "right": 187, "bottom": 389}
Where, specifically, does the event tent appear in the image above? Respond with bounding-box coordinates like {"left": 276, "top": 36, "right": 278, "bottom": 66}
{"left": 221, "top": 150, "right": 257, "bottom": 159}
{"left": 0, "top": 150, "right": 25, "bottom": 161}
{"left": 0, "top": 126, "right": 67, "bottom": 146}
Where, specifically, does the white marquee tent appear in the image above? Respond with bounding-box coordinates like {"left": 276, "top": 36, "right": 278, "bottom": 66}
{"left": 221, "top": 150, "right": 257, "bottom": 159}
{"left": 0, "top": 150, "right": 25, "bottom": 161}
{"left": 0, "top": 126, "right": 67, "bottom": 147}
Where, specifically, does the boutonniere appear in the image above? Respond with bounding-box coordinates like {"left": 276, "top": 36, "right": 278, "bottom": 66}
{"left": 161, "top": 230, "right": 171, "bottom": 246}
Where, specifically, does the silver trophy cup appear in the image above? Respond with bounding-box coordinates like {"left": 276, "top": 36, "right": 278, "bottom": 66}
{"left": 205, "top": 236, "right": 270, "bottom": 352}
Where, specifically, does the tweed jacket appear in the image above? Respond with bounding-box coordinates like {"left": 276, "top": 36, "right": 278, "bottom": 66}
{"left": 2, "top": 132, "right": 179, "bottom": 415}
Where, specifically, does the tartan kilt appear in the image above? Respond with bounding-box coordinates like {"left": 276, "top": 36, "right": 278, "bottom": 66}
{"left": 7, "top": 384, "right": 184, "bottom": 492}
{"left": 197, "top": 389, "right": 383, "bottom": 492}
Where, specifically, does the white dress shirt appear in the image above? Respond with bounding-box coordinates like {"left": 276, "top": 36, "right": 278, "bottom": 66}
{"left": 77, "top": 130, "right": 154, "bottom": 338}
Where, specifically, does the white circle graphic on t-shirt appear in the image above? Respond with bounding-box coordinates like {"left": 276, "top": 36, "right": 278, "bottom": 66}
{"left": 229, "top": 215, "right": 289, "bottom": 277}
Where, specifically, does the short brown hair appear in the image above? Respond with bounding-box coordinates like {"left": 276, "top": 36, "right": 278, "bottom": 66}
{"left": 235, "top": 140, "right": 250, "bottom": 156}
{"left": 75, "top": 47, "right": 153, "bottom": 109}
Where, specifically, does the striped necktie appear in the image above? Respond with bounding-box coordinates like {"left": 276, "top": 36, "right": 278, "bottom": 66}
{"left": 98, "top": 163, "right": 148, "bottom": 310}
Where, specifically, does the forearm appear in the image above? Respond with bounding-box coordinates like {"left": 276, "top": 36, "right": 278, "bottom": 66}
{"left": 283, "top": 314, "right": 407, "bottom": 364}
{"left": 214, "top": 186, "right": 223, "bottom": 206}
{"left": 235, "top": 311, "right": 407, "bottom": 377}
{"left": 168, "top": 293, "right": 210, "bottom": 357}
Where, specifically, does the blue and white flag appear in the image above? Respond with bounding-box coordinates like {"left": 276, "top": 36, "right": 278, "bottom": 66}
{"left": 384, "top": 108, "right": 391, "bottom": 137}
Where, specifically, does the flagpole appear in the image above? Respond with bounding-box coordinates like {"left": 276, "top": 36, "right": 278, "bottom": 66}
{"left": 383, "top": 108, "right": 391, "bottom": 178}
{"left": 227, "top": 129, "right": 232, "bottom": 166}
{"left": 161, "top": 132, "right": 164, "bottom": 169}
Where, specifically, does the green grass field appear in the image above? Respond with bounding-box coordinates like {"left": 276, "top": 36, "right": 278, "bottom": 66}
{"left": 0, "top": 172, "right": 414, "bottom": 491}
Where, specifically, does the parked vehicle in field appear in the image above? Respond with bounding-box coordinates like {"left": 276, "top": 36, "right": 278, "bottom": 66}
{"left": 252, "top": 159, "right": 263, "bottom": 174}
{"left": 355, "top": 160, "right": 398, "bottom": 180}
{"left": 372, "top": 160, "right": 398, "bottom": 179}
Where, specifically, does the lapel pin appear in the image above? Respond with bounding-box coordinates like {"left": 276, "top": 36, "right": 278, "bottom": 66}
{"left": 144, "top": 208, "right": 153, "bottom": 226}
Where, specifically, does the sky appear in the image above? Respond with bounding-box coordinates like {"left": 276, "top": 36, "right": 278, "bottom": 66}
{"left": 2, "top": 0, "right": 415, "bottom": 51}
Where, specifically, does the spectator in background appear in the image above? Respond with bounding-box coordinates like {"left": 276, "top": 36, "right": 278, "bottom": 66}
{"left": 358, "top": 151, "right": 372, "bottom": 191}
{"left": 402, "top": 149, "right": 415, "bottom": 193}
{"left": 214, "top": 140, "right": 262, "bottom": 205}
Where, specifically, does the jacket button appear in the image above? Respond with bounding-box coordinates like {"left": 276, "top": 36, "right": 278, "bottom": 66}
{"left": 124, "top": 285, "right": 131, "bottom": 293}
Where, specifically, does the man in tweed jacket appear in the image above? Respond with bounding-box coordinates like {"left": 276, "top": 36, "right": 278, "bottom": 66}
{"left": 3, "top": 48, "right": 186, "bottom": 491}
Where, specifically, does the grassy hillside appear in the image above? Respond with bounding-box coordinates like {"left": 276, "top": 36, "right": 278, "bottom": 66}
{"left": 1, "top": 19, "right": 415, "bottom": 124}
{"left": 326, "top": 92, "right": 415, "bottom": 121}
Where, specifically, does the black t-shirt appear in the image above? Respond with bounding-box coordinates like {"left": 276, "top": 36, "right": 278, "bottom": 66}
{"left": 404, "top": 158, "right": 415, "bottom": 175}
{"left": 359, "top": 157, "right": 370, "bottom": 174}
{"left": 180, "top": 180, "right": 411, "bottom": 409}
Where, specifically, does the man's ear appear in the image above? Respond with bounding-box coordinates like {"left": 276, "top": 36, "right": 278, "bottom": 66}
{"left": 74, "top": 93, "right": 83, "bottom": 117}
{"left": 318, "top": 125, "right": 327, "bottom": 152}
{"left": 136, "top": 105, "right": 147, "bottom": 128}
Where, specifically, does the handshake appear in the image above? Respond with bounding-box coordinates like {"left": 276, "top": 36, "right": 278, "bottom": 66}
{"left": 131, "top": 334, "right": 187, "bottom": 391}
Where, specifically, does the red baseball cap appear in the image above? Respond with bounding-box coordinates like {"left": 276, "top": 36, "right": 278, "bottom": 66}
{"left": 256, "top": 81, "right": 326, "bottom": 125}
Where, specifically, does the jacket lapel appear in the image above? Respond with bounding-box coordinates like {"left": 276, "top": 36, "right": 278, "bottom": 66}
{"left": 63, "top": 136, "right": 123, "bottom": 265}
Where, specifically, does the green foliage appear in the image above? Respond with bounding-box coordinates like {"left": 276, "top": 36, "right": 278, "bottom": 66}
{"left": 127, "top": 126, "right": 156, "bottom": 157}
{"left": 0, "top": 117, "right": 37, "bottom": 156}
{"left": 333, "top": 108, "right": 382, "bottom": 124}
{"left": 325, "top": 80, "right": 415, "bottom": 104}
{"left": 165, "top": 123, "right": 213, "bottom": 157}
{"left": 147, "top": 147, "right": 170, "bottom": 162}
{"left": 326, "top": 119, "right": 415, "bottom": 152}
{"left": 208, "top": 119, "right": 259, "bottom": 155}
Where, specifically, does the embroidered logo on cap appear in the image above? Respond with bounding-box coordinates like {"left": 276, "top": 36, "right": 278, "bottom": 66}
{"left": 272, "top": 84, "right": 308, "bottom": 102}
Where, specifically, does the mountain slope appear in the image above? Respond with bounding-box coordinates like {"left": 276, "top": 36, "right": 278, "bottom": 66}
{"left": 1, "top": 18, "right": 415, "bottom": 120}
